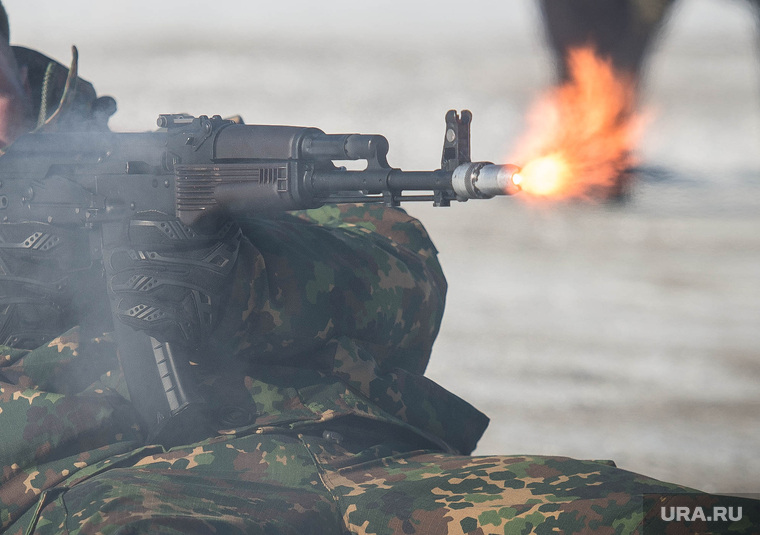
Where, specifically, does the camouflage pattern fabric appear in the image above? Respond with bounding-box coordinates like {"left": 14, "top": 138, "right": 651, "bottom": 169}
{"left": 3, "top": 430, "right": 709, "bottom": 535}
{"left": 0, "top": 204, "right": 750, "bottom": 534}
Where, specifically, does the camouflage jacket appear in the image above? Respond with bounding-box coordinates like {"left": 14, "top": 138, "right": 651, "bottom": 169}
{"left": 0, "top": 48, "right": 488, "bottom": 531}
{"left": 0, "top": 204, "right": 490, "bottom": 532}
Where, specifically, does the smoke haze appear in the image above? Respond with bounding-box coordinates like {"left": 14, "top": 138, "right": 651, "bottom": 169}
{"left": 4, "top": 0, "right": 759, "bottom": 493}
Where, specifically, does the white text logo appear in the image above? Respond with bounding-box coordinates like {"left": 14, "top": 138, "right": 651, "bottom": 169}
{"left": 660, "top": 506, "right": 742, "bottom": 522}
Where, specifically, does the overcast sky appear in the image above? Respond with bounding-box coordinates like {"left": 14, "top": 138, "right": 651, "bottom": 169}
{"left": 4, "top": 1, "right": 757, "bottom": 66}
{"left": 3, "top": 1, "right": 536, "bottom": 58}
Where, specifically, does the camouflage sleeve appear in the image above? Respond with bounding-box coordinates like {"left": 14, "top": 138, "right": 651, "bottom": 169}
{"left": 0, "top": 204, "right": 451, "bottom": 531}
{"left": 211, "top": 204, "right": 447, "bottom": 375}
{"left": 0, "top": 329, "right": 142, "bottom": 532}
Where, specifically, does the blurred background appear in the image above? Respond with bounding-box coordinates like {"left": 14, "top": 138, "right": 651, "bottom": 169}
{"left": 5, "top": 0, "right": 758, "bottom": 493}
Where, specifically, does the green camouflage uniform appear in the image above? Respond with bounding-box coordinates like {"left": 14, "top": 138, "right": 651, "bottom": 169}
{"left": 1, "top": 204, "right": 742, "bottom": 535}
{"left": 1, "top": 50, "right": 757, "bottom": 535}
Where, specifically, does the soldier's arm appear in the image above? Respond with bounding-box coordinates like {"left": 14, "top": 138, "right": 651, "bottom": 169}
{"left": 210, "top": 204, "right": 447, "bottom": 375}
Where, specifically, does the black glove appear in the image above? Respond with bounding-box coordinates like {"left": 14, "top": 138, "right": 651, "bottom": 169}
{"left": 105, "top": 213, "right": 242, "bottom": 348}
{"left": 0, "top": 221, "right": 95, "bottom": 349}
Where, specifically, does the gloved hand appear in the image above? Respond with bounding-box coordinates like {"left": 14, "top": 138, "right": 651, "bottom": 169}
{"left": 105, "top": 213, "right": 242, "bottom": 348}
{"left": 0, "top": 221, "right": 92, "bottom": 349}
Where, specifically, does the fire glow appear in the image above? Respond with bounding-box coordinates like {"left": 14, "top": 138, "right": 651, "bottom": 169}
{"left": 510, "top": 46, "right": 648, "bottom": 201}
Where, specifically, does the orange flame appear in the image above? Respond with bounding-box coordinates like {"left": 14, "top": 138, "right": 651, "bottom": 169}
{"left": 510, "top": 46, "right": 648, "bottom": 201}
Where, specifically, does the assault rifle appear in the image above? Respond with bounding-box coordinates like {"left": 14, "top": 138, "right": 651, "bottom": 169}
{"left": 0, "top": 110, "right": 520, "bottom": 446}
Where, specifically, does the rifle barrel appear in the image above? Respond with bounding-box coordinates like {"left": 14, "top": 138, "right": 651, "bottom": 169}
{"left": 309, "top": 163, "right": 521, "bottom": 200}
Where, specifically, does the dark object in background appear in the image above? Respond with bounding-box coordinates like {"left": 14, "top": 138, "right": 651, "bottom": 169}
{"left": 539, "top": 0, "right": 760, "bottom": 202}
{"left": 539, "top": 0, "right": 677, "bottom": 83}
{"left": 539, "top": 0, "right": 678, "bottom": 202}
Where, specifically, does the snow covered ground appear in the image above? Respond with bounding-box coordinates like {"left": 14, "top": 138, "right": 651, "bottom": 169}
{"left": 5, "top": 0, "right": 759, "bottom": 493}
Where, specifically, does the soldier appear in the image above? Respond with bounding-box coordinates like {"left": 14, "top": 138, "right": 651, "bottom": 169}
{"left": 0, "top": 3, "right": 757, "bottom": 534}
{"left": 0, "top": 10, "right": 29, "bottom": 148}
